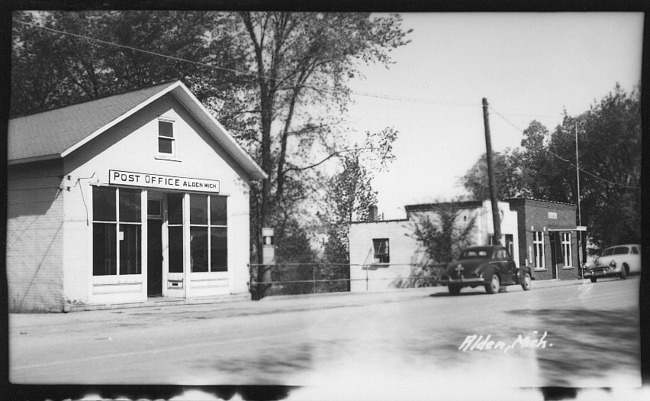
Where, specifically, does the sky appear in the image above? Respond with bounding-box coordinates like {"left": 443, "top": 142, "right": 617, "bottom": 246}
{"left": 344, "top": 13, "right": 644, "bottom": 220}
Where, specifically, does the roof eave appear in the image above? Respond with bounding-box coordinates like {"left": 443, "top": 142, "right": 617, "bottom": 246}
{"left": 8, "top": 153, "right": 61, "bottom": 165}
{"left": 169, "top": 83, "right": 267, "bottom": 181}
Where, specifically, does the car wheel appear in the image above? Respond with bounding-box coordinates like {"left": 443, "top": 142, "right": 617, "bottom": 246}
{"left": 485, "top": 274, "right": 500, "bottom": 294}
{"left": 590, "top": 277, "right": 597, "bottom": 283}
{"left": 448, "top": 285, "right": 461, "bottom": 296}
{"left": 619, "top": 264, "right": 628, "bottom": 280}
{"left": 521, "top": 273, "right": 532, "bottom": 291}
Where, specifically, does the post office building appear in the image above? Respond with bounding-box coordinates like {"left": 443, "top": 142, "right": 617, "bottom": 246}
{"left": 7, "top": 81, "right": 266, "bottom": 312}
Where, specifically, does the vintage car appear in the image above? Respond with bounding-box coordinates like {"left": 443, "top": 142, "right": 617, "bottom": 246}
{"left": 584, "top": 244, "right": 641, "bottom": 282}
{"left": 439, "top": 245, "right": 532, "bottom": 295}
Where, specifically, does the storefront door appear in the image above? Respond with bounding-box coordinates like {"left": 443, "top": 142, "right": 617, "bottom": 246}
{"left": 549, "top": 232, "right": 560, "bottom": 279}
{"left": 147, "top": 219, "right": 163, "bottom": 296}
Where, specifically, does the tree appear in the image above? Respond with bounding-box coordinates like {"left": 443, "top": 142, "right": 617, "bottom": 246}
{"left": 408, "top": 201, "right": 477, "bottom": 264}
{"left": 10, "top": 11, "right": 412, "bottom": 264}
{"left": 320, "top": 128, "right": 397, "bottom": 263}
{"left": 460, "top": 149, "right": 524, "bottom": 200}
{"left": 232, "top": 12, "right": 410, "bottom": 262}
{"left": 11, "top": 11, "right": 237, "bottom": 117}
{"left": 459, "top": 84, "right": 641, "bottom": 252}
{"left": 554, "top": 85, "right": 642, "bottom": 249}
{"left": 394, "top": 199, "right": 477, "bottom": 288}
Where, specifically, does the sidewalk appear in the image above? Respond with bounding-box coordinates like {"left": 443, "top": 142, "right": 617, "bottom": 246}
{"left": 25, "top": 276, "right": 594, "bottom": 316}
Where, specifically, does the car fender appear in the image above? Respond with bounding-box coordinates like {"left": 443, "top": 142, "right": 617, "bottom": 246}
{"left": 517, "top": 266, "right": 533, "bottom": 283}
{"left": 483, "top": 264, "right": 499, "bottom": 280}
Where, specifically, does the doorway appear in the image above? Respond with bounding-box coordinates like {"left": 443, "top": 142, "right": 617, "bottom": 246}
{"left": 549, "top": 232, "right": 562, "bottom": 279}
{"left": 147, "top": 195, "right": 163, "bottom": 297}
{"left": 147, "top": 219, "right": 163, "bottom": 296}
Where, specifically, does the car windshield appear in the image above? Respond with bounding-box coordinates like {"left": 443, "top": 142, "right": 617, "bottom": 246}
{"left": 458, "top": 248, "right": 492, "bottom": 260}
{"left": 602, "top": 246, "right": 629, "bottom": 256}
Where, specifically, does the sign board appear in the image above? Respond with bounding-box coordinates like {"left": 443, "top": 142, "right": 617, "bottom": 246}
{"left": 109, "top": 170, "right": 220, "bottom": 193}
{"left": 548, "top": 212, "right": 558, "bottom": 219}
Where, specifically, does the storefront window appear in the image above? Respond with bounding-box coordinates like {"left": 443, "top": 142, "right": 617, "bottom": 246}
{"left": 92, "top": 187, "right": 141, "bottom": 276}
{"left": 190, "top": 194, "right": 208, "bottom": 224}
{"left": 211, "top": 227, "right": 228, "bottom": 271}
{"left": 191, "top": 227, "right": 209, "bottom": 272}
{"left": 93, "top": 223, "right": 116, "bottom": 275}
{"left": 190, "top": 195, "right": 227, "bottom": 272}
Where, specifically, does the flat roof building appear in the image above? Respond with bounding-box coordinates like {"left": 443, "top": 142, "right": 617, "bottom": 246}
{"left": 348, "top": 198, "right": 581, "bottom": 292}
{"left": 7, "top": 81, "right": 266, "bottom": 312}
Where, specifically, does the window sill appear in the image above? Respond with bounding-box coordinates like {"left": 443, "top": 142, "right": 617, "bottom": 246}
{"left": 533, "top": 268, "right": 547, "bottom": 272}
{"left": 155, "top": 155, "right": 182, "bottom": 162}
{"left": 562, "top": 266, "right": 575, "bottom": 270}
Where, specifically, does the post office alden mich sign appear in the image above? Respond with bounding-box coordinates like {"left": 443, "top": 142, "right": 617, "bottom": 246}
{"left": 109, "top": 170, "right": 220, "bottom": 193}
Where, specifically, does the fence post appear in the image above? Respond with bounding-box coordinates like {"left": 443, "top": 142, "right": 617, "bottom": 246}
{"left": 313, "top": 264, "right": 316, "bottom": 294}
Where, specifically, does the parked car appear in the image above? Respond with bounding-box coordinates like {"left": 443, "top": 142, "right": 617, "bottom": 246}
{"left": 438, "top": 245, "right": 533, "bottom": 295}
{"left": 584, "top": 244, "right": 641, "bottom": 282}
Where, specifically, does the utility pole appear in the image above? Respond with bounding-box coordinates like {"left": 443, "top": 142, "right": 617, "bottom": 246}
{"left": 482, "top": 98, "right": 501, "bottom": 245}
{"left": 575, "top": 120, "right": 583, "bottom": 276}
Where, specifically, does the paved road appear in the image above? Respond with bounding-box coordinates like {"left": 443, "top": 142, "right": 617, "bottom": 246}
{"left": 9, "top": 277, "right": 642, "bottom": 395}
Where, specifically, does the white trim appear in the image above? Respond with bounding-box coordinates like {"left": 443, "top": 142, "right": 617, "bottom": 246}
{"left": 55, "top": 81, "right": 266, "bottom": 180}
{"left": 169, "top": 82, "right": 267, "bottom": 180}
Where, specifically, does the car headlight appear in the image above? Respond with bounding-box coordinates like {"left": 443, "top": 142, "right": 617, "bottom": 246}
{"left": 609, "top": 260, "right": 616, "bottom": 268}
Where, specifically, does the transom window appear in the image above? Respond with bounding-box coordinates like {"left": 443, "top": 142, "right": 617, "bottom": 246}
{"left": 158, "top": 119, "right": 175, "bottom": 155}
{"left": 92, "top": 186, "right": 141, "bottom": 276}
{"left": 372, "top": 238, "right": 390, "bottom": 264}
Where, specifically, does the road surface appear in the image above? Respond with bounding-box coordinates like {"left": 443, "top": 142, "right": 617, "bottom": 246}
{"left": 9, "top": 276, "right": 642, "bottom": 397}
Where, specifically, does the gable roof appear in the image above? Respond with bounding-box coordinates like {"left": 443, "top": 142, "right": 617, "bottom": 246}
{"left": 8, "top": 81, "right": 267, "bottom": 180}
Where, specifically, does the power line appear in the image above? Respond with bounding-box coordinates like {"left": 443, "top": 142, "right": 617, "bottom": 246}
{"left": 14, "top": 19, "right": 474, "bottom": 109}
{"left": 489, "top": 105, "right": 641, "bottom": 190}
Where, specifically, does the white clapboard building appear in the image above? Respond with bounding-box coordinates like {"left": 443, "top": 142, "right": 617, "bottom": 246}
{"left": 7, "top": 81, "right": 266, "bottom": 312}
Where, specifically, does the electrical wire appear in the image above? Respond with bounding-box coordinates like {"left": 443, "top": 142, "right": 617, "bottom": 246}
{"left": 489, "top": 105, "right": 641, "bottom": 190}
{"left": 14, "top": 19, "right": 475, "bottom": 109}
{"left": 14, "top": 18, "right": 641, "bottom": 191}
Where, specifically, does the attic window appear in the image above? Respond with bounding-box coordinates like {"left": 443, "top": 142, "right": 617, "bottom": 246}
{"left": 158, "top": 120, "right": 175, "bottom": 155}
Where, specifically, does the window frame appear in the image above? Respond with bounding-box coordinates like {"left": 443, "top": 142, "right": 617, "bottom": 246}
{"left": 189, "top": 194, "right": 228, "bottom": 273}
{"left": 157, "top": 118, "right": 177, "bottom": 158}
{"left": 92, "top": 186, "right": 142, "bottom": 276}
{"left": 372, "top": 238, "right": 390, "bottom": 264}
{"left": 533, "top": 231, "right": 545, "bottom": 270}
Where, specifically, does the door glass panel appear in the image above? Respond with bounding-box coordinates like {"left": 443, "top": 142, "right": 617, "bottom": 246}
{"left": 119, "top": 224, "right": 141, "bottom": 274}
{"left": 168, "top": 193, "right": 183, "bottom": 224}
{"left": 168, "top": 226, "right": 184, "bottom": 273}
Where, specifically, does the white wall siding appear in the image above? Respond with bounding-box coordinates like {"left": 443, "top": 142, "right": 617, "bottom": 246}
{"left": 61, "top": 94, "right": 252, "bottom": 305}
{"left": 7, "top": 161, "right": 66, "bottom": 312}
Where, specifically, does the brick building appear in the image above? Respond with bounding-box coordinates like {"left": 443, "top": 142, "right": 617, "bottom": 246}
{"left": 7, "top": 81, "right": 266, "bottom": 312}
{"left": 506, "top": 198, "right": 583, "bottom": 281}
